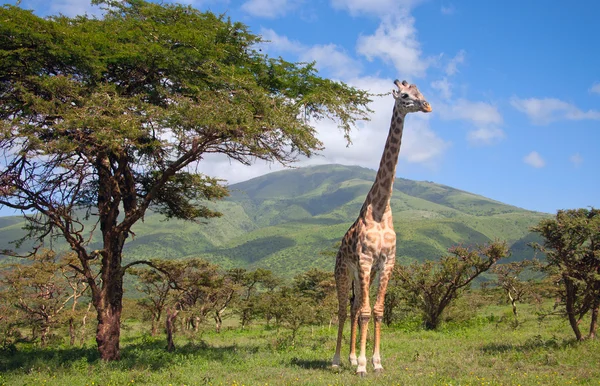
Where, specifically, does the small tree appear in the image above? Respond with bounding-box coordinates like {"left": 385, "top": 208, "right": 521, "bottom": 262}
{"left": 492, "top": 259, "right": 541, "bottom": 324}
{"left": 1, "top": 250, "right": 88, "bottom": 346}
{"left": 394, "top": 241, "right": 509, "bottom": 330}
{"left": 531, "top": 208, "right": 600, "bottom": 340}
{"left": 236, "top": 268, "right": 275, "bottom": 329}
{"left": 130, "top": 266, "right": 172, "bottom": 336}
{"left": 150, "top": 259, "right": 219, "bottom": 351}
{"left": 292, "top": 268, "right": 336, "bottom": 327}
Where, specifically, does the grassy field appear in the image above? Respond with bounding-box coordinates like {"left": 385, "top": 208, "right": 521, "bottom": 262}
{"left": 2, "top": 301, "right": 599, "bottom": 386}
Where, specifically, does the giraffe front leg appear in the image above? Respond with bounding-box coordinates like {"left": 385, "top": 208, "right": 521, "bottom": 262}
{"left": 357, "top": 312, "right": 370, "bottom": 376}
{"left": 348, "top": 290, "right": 359, "bottom": 367}
{"left": 372, "top": 315, "right": 384, "bottom": 373}
{"left": 372, "top": 257, "right": 395, "bottom": 373}
{"left": 356, "top": 266, "right": 372, "bottom": 376}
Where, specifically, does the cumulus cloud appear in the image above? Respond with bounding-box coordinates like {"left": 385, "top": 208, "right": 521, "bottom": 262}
{"left": 524, "top": 151, "right": 545, "bottom": 168}
{"left": 570, "top": 153, "right": 583, "bottom": 167}
{"left": 445, "top": 50, "right": 465, "bottom": 76}
{"left": 259, "top": 28, "right": 304, "bottom": 54}
{"left": 510, "top": 97, "right": 600, "bottom": 125}
{"left": 300, "top": 44, "right": 362, "bottom": 79}
{"left": 356, "top": 15, "right": 433, "bottom": 78}
{"left": 193, "top": 76, "right": 450, "bottom": 184}
{"left": 467, "top": 128, "right": 505, "bottom": 145}
{"left": 431, "top": 78, "right": 452, "bottom": 99}
{"left": 436, "top": 99, "right": 504, "bottom": 145}
{"left": 440, "top": 5, "right": 456, "bottom": 15}
{"left": 330, "top": 0, "right": 422, "bottom": 17}
{"left": 259, "top": 28, "right": 361, "bottom": 79}
{"left": 17, "top": 0, "right": 102, "bottom": 17}
{"left": 590, "top": 82, "right": 600, "bottom": 95}
{"left": 241, "top": 0, "right": 302, "bottom": 18}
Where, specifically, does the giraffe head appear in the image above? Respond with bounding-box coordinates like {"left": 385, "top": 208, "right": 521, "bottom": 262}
{"left": 392, "top": 79, "right": 432, "bottom": 114}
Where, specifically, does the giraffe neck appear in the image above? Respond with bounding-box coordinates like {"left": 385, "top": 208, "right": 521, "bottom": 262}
{"left": 362, "top": 104, "right": 406, "bottom": 219}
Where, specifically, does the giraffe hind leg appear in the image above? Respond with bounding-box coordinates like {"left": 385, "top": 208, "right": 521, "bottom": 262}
{"left": 349, "top": 279, "right": 359, "bottom": 367}
{"left": 332, "top": 261, "right": 351, "bottom": 369}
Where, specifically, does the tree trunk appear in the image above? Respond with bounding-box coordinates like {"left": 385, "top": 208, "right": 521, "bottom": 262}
{"left": 194, "top": 316, "right": 200, "bottom": 333}
{"left": 507, "top": 290, "right": 518, "bottom": 317}
{"left": 94, "top": 243, "right": 125, "bottom": 361}
{"left": 96, "top": 301, "right": 123, "bottom": 360}
{"left": 215, "top": 311, "right": 222, "bottom": 333}
{"left": 151, "top": 318, "right": 159, "bottom": 336}
{"left": 165, "top": 307, "right": 179, "bottom": 352}
{"left": 589, "top": 302, "right": 599, "bottom": 339}
{"left": 80, "top": 302, "right": 92, "bottom": 347}
{"left": 69, "top": 317, "right": 76, "bottom": 346}
{"left": 40, "top": 323, "right": 50, "bottom": 347}
{"left": 564, "top": 277, "right": 583, "bottom": 341}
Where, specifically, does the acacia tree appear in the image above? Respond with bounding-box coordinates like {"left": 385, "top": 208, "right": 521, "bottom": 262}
{"left": 531, "top": 208, "right": 600, "bottom": 341}
{"left": 394, "top": 241, "right": 509, "bottom": 330}
{"left": 1, "top": 250, "right": 88, "bottom": 346}
{"left": 161, "top": 259, "right": 220, "bottom": 351}
{"left": 492, "top": 259, "right": 541, "bottom": 324}
{"left": 292, "top": 268, "right": 337, "bottom": 327}
{"left": 0, "top": 1, "right": 371, "bottom": 360}
{"left": 130, "top": 266, "right": 172, "bottom": 336}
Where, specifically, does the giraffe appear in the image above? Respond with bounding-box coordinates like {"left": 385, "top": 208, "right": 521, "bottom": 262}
{"left": 331, "top": 79, "right": 432, "bottom": 376}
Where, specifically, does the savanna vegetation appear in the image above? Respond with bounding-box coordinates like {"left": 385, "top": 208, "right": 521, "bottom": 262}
{"left": 0, "top": 0, "right": 371, "bottom": 361}
{"left": 1, "top": 221, "right": 600, "bottom": 385}
{"left": 1, "top": 1, "right": 599, "bottom": 384}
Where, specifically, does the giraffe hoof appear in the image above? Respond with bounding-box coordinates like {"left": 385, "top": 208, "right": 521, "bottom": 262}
{"left": 357, "top": 371, "right": 367, "bottom": 378}
{"left": 332, "top": 364, "right": 341, "bottom": 372}
{"left": 374, "top": 367, "right": 384, "bottom": 375}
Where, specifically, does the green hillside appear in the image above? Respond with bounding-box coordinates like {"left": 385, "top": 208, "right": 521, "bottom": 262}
{"left": 0, "top": 164, "right": 548, "bottom": 278}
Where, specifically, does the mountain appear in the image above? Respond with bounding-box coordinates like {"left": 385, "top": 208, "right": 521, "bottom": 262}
{"left": 0, "top": 164, "right": 548, "bottom": 278}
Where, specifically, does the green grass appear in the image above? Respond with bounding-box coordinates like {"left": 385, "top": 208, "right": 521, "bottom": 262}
{"left": 2, "top": 302, "right": 599, "bottom": 385}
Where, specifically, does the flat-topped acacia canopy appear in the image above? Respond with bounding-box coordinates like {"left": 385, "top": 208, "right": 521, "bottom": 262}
{"left": 0, "top": 0, "right": 372, "bottom": 360}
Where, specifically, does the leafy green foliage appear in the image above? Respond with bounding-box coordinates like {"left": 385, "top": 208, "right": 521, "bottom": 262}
{"left": 391, "top": 241, "right": 510, "bottom": 329}
{"left": 0, "top": 1, "right": 371, "bottom": 360}
{"left": 0, "top": 164, "right": 549, "bottom": 280}
{"left": 531, "top": 208, "right": 600, "bottom": 340}
{"left": 0, "top": 250, "right": 89, "bottom": 347}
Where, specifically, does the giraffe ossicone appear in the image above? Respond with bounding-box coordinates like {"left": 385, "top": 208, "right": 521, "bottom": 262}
{"left": 332, "top": 80, "right": 432, "bottom": 376}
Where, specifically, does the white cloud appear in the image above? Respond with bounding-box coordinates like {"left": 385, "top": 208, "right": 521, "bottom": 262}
{"left": 309, "top": 76, "right": 449, "bottom": 168}
{"left": 467, "top": 128, "right": 505, "bottom": 145}
{"left": 570, "top": 153, "right": 583, "bottom": 167}
{"left": 18, "top": 0, "right": 102, "bottom": 17}
{"left": 300, "top": 44, "right": 362, "bottom": 79}
{"left": 259, "top": 28, "right": 361, "bottom": 79}
{"left": 438, "top": 99, "right": 503, "bottom": 126}
{"left": 590, "top": 82, "right": 600, "bottom": 95}
{"left": 511, "top": 97, "right": 600, "bottom": 125}
{"left": 437, "top": 99, "right": 504, "bottom": 145}
{"left": 259, "top": 28, "right": 304, "bottom": 54}
{"left": 194, "top": 76, "right": 450, "bottom": 184}
{"left": 431, "top": 78, "right": 452, "bottom": 99}
{"left": 445, "top": 50, "right": 465, "bottom": 76}
{"left": 330, "top": 0, "right": 422, "bottom": 17}
{"left": 241, "top": 0, "right": 300, "bottom": 18}
{"left": 524, "top": 151, "right": 545, "bottom": 168}
{"left": 440, "top": 5, "right": 456, "bottom": 15}
{"left": 356, "top": 15, "right": 433, "bottom": 78}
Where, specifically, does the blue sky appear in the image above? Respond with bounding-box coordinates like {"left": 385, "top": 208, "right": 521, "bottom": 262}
{"left": 5, "top": 0, "right": 600, "bottom": 215}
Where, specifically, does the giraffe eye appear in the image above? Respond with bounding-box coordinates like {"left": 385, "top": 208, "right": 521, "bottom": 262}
{"left": 401, "top": 93, "right": 409, "bottom": 99}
